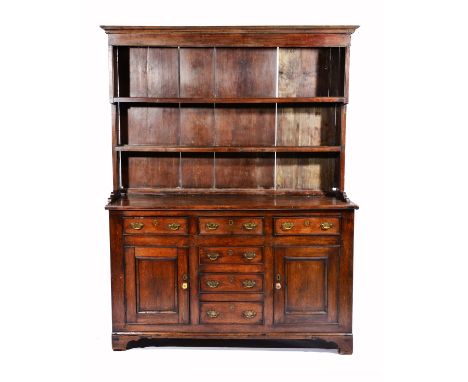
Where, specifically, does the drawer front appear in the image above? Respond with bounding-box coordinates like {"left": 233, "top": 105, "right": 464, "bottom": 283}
{"left": 199, "top": 247, "right": 263, "bottom": 264}
{"left": 200, "top": 273, "right": 263, "bottom": 293}
{"left": 200, "top": 302, "right": 263, "bottom": 324}
{"left": 274, "top": 217, "right": 340, "bottom": 235}
{"left": 124, "top": 217, "right": 188, "bottom": 235}
{"left": 198, "top": 217, "right": 263, "bottom": 235}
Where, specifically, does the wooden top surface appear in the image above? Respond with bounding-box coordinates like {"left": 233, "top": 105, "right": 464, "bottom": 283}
{"left": 101, "top": 25, "right": 359, "bottom": 34}
{"left": 106, "top": 194, "right": 358, "bottom": 211}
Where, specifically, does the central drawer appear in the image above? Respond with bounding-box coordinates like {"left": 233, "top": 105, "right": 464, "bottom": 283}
{"left": 200, "top": 302, "right": 263, "bottom": 324}
{"left": 199, "top": 247, "right": 263, "bottom": 264}
{"left": 200, "top": 273, "right": 263, "bottom": 293}
{"left": 198, "top": 217, "right": 264, "bottom": 235}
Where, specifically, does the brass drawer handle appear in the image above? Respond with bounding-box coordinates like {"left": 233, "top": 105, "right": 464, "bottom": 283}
{"left": 206, "top": 310, "right": 220, "bottom": 318}
{"left": 281, "top": 222, "right": 294, "bottom": 231}
{"left": 242, "top": 310, "right": 257, "bottom": 319}
{"left": 243, "top": 222, "right": 257, "bottom": 230}
{"left": 168, "top": 223, "right": 181, "bottom": 231}
{"left": 206, "top": 280, "right": 220, "bottom": 288}
{"left": 206, "top": 222, "right": 219, "bottom": 230}
{"left": 242, "top": 280, "right": 256, "bottom": 289}
{"left": 320, "top": 222, "right": 334, "bottom": 231}
{"left": 243, "top": 251, "right": 256, "bottom": 261}
{"left": 130, "top": 222, "right": 144, "bottom": 230}
{"left": 206, "top": 252, "right": 220, "bottom": 261}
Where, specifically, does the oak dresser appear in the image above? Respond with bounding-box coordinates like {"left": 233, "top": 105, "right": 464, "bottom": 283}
{"left": 102, "top": 25, "right": 359, "bottom": 354}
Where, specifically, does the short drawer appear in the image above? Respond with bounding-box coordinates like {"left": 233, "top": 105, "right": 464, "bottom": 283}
{"left": 200, "top": 273, "right": 263, "bottom": 293}
{"left": 124, "top": 217, "right": 188, "bottom": 235}
{"left": 198, "top": 217, "right": 263, "bottom": 235}
{"left": 199, "top": 247, "right": 263, "bottom": 264}
{"left": 274, "top": 216, "right": 340, "bottom": 235}
{"left": 200, "top": 302, "right": 263, "bottom": 324}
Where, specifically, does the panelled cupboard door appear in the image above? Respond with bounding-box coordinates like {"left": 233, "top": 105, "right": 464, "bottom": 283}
{"left": 125, "top": 247, "right": 189, "bottom": 324}
{"left": 274, "top": 246, "right": 339, "bottom": 325}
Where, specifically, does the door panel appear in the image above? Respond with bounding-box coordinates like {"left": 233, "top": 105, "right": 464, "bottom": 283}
{"left": 274, "top": 246, "right": 338, "bottom": 325}
{"left": 125, "top": 247, "right": 189, "bottom": 324}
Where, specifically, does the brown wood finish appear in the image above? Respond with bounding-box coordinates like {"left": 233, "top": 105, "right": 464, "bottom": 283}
{"left": 104, "top": 25, "right": 358, "bottom": 354}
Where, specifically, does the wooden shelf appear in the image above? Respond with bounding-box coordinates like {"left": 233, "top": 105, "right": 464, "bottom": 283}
{"left": 113, "top": 97, "right": 346, "bottom": 104}
{"left": 114, "top": 145, "right": 342, "bottom": 153}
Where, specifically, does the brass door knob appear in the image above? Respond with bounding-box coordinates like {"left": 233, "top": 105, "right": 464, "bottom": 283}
{"left": 275, "top": 282, "right": 282, "bottom": 290}
{"left": 206, "top": 223, "right": 219, "bottom": 230}
{"left": 281, "top": 222, "right": 294, "bottom": 230}
{"left": 243, "top": 222, "right": 257, "bottom": 230}
{"left": 181, "top": 282, "right": 188, "bottom": 290}
{"left": 206, "top": 252, "right": 220, "bottom": 261}
{"left": 320, "top": 222, "right": 334, "bottom": 231}
{"left": 243, "top": 252, "right": 256, "bottom": 260}
{"left": 206, "top": 310, "right": 220, "bottom": 318}
{"left": 242, "top": 280, "right": 256, "bottom": 288}
{"left": 130, "top": 222, "right": 144, "bottom": 230}
{"left": 206, "top": 280, "right": 220, "bottom": 288}
{"left": 242, "top": 310, "right": 257, "bottom": 319}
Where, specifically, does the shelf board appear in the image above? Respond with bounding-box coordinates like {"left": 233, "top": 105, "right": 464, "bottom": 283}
{"left": 114, "top": 145, "right": 342, "bottom": 153}
{"left": 113, "top": 97, "right": 346, "bottom": 104}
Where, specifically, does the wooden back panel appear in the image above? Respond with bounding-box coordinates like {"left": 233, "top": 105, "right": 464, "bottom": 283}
{"left": 103, "top": 26, "right": 358, "bottom": 194}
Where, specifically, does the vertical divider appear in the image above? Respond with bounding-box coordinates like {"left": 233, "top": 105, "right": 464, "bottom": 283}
{"left": 178, "top": 46, "right": 182, "bottom": 188}
{"left": 274, "top": 47, "right": 279, "bottom": 190}
{"left": 213, "top": 47, "right": 217, "bottom": 189}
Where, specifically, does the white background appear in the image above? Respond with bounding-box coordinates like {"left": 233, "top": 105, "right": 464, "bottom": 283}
{"left": 0, "top": 0, "right": 467, "bottom": 381}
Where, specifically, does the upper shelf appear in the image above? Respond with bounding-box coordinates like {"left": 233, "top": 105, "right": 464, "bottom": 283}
{"left": 113, "top": 97, "right": 346, "bottom": 104}
{"left": 115, "top": 145, "right": 342, "bottom": 153}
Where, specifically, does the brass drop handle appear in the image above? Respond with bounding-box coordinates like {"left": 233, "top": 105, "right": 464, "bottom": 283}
{"left": 130, "top": 222, "right": 144, "bottom": 230}
{"left": 206, "top": 310, "right": 220, "bottom": 318}
{"left": 206, "top": 222, "right": 219, "bottom": 230}
{"left": 168, "top": 223, "right": 181, "bottom": 231}
{"left": 242, "top": 280, "right": 256, "bottom": 289}
{"left": 281, "top": 222, "right": 294, "bottom": 231}
{"left": 206, "top": 252, "right": 220, "bottom": 261}
{"left": 243, "top": 252, "right": 256, "bottom": 261}
{"left": 242, "top": 310, "right": 257, "bottom": 319}
{"left": 243, "top": 222, "right": 257, "bottom": 230}
{"left": 181, "top": 274, "right": 188, "bottom": 290}
{"left": 320, "top": 222, "right": 334, "bottom": 231}
{"left": 206, "top": 280, "right": 220, "bottom": 288}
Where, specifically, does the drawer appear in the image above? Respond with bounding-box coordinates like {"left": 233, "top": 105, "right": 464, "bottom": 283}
{"left": 200, "top": 302, "right": 263, "bottom": 324}
{"left": 199, "top": 247, "right": 263, "bottom": 264}
{"left": 124, "top": 217, "right": 188, "bottom": 235}
{"left": 274, "top": 217, "right": 340, "bottom": 235}
{"left": 198, "top": 217, "right": 263, "bottom": 235}
{"left": 200, "top": 273, "right": 263, "bottom": 293}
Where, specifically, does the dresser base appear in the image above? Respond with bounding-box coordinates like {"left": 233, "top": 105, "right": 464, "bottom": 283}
{"left": 112, "top": 332, "right": 353, "bottom": 354}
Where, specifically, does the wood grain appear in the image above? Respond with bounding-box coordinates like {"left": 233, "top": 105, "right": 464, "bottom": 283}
{"left": 215, "top": 48, "right": 276, "bottom": 97}
{"left": 181, "top": 154, "right": 214, "bottom": 188}
{"left": 215, "top": 154, "right": 274, "bottom": 189}
{"left": 276, "top": 154, "right": 339, "bottom": 190}
{"left": 127, "top": 154, "right": 180, "bottom": 188}
{"left": 180, "top": 48, "right": 214, "bottom": 97}
{"left": 277, "top": 105, "right": 338, "bottom": 146}
{"left": 180, "top": 106, "right": 214, "bottom": 146}
{"left": 215, "top": 105, "right": 275, "bottom": 146}
{"left": 125, "top": 105, "right": 179, "bottom": 145}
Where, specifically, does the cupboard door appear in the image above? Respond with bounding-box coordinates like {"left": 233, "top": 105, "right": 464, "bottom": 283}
{"left": 274, "top": 246, "right": 338, "bottom": 325}
{"left": 125, "top": 247, "right": 189, "bottom": 324}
